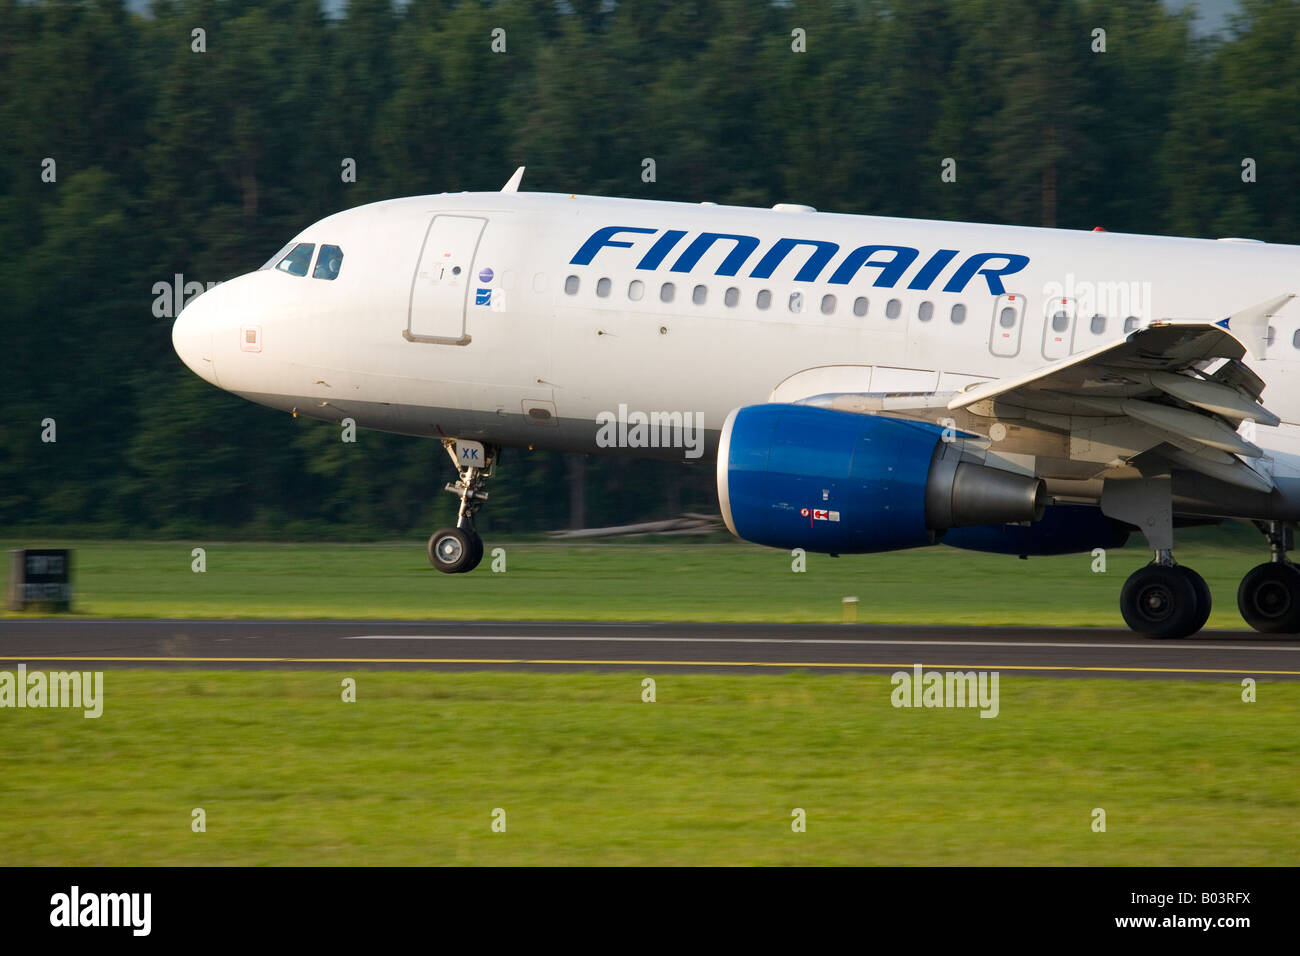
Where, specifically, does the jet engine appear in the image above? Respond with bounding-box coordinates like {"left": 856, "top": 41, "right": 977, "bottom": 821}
{"left": 716, "top": 403, "right": 1045, "bottom": 553}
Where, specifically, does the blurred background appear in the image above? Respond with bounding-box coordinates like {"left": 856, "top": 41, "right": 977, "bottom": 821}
{"left": 1, "top": 0, "right": 1295, "bottom": 540}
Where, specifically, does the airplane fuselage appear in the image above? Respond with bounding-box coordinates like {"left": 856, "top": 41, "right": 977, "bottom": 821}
{"left": 173, "top": 190, "right": 1300, "bottom": 482}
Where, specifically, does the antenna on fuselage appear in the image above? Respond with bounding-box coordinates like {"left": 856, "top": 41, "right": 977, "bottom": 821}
{"left": 501, "top": 167, "right": 525, "bottom": 193}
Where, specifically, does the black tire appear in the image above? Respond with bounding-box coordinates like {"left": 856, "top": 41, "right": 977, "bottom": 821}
{"left": 463, "top": 530, "right": 484, "bottom": 573}
{"left": 1120, "top": 564, "right": 1202, "bottom": 639}
{"left": 1237, "top": 562, "right": 1300, "bottom": 634}
{"left": 1175, "top": 565, "right": 1212, "bottom": 635}
{"left": 428, "top": 527, "right": 476, "bottom": 574}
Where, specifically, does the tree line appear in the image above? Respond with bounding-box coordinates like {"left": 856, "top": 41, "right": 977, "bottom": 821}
{"left": 2, "top": 0, "right": 1298, "bottom": 538}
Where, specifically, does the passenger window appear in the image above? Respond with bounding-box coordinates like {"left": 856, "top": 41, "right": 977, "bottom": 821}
{"left": 1267, "top": 325, "right": 1276, "bottom": 346}
{"left": 821, "top": 294, "right": 836, "bottom": 315}
{"left": 628, "top": 279, "right": 644, "bottom": 301}
{"left": 999, "top": 307, "right": 1017, "bottom": 328}
{"left": 1051, "top": 310, "right": 1069, "bottom": 333}
{"left": 313, "top": 244, "right": 343, "bottom": 280}
{"left": 276, "top": 243, "right": 315, "bottom": 277}
{"left": 565, "top": 276, "right": 580, "bottom": 295}
{"left": 1090, "top": 314, "right": 1106, "bottom": 334}
{"left": 1123, "top": 315, "right": 1139, "bottom": 333}
{"left": 918, "top": 301, "right": 934, "bottom": 322}
{"left": 950, "top": 303, "right": 966, "bottom": 324}
{"left": 693, "top": 284, "right": 707, "bottom": 305}
{"left": 724, "top": 287, "right": 740, "bottom": 307}
{"left": 596, "top": 277, "right": 611, "bottom": 298}
{"left": 660, "top": 282, "right": 675, "bottom": 303}
{"left": 853, "top": 297, "right": 868, "bottom": 317}
{"left": 1293, "top": 329, "right": 1300, "bottom": 349}
{"left": 886, "top": 299, "right": 901, "bottom": 319}
{"left": 788, "top": 291, "right": 803, "bottom": 313}
{"left": 757, "top": 290, "right": 771, "bottom": 310}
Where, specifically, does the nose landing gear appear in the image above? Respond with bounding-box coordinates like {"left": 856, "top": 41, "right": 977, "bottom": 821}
{"left": 427, "top": 439, "right": 496, "bottom": 574}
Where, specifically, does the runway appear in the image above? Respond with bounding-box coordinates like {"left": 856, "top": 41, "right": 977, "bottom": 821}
{"left": 1, "top": 618, "right": 1299, "bottom": 679}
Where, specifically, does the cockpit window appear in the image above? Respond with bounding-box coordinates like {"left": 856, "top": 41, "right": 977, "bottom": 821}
{"left": 313, "top": 244, "right": 343, "bottom": 280}
{"left": 259, "top": 241, "right": 296, "bottom": 271}
{"left": 275, "top": 242, "right": 315, "bottom": 277}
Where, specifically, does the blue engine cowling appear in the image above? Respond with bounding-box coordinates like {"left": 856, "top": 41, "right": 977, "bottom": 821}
{"left": 942, "top": 505, "right": 1131, "bottom": 556}
{"left": 717, "top": 403, "right": 1046, "bottom": 554}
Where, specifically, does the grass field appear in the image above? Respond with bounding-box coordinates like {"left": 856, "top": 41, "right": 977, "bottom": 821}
{"left": 0, "top": 531, "right": 1275, "bottom": 626}
{"left": 4, "top": 536, "right": 1294, "bottom": 866}
{"left": 1, "top": 669, "right": 1296, "bottom": 866}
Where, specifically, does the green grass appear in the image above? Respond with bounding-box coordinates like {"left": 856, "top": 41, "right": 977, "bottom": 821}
{"left": 0, "top": 533, "right": 1274, "bottom": 626}
{"left": 1, "top": 669, "right": 1296, "bottom": 865}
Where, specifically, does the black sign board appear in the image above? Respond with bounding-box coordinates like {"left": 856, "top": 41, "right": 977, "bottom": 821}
{"left": 7, "top": 549, "right": 73, "bottom": 611}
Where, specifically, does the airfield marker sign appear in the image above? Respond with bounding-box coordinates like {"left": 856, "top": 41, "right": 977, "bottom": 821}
{"left": 7, "top": 548, "right": 72, "bottom": 612}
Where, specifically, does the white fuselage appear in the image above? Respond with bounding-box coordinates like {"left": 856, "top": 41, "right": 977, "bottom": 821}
{"left": 172, "top": 191, "right": 1300, "bottom": 492}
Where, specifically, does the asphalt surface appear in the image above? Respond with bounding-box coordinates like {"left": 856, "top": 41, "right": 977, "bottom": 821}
{"left": 1, "top": 618, "right": 1299, "bottom": 679}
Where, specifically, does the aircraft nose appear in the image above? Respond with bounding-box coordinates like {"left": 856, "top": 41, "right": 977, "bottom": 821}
{"left": 172, "top": 290, "right": 220, "bottom": 386}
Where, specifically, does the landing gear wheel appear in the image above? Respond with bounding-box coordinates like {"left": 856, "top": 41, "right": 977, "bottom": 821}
{"left": 1120, "top": 564, "right": 1203, "bottom": 639}
{"left": 1237, "top": 562, "right": 1300, "bottom": 634}
{"left": 1175, "top": 565, "right": 1212, "bottom": 635}
{"left": 428, "top": 527, "right": 478, "bottom": 574}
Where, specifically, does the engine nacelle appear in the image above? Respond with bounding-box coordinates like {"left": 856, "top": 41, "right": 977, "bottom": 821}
{"left": 717, "top": 404, "right": 1045, "bottom": 554}
{"left": 942, "top": 505, "right": 1131, "bottom": 556}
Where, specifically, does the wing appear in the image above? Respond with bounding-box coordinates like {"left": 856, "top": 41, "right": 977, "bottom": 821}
{"left": 797, "top": 294, "right": 1294, "bottom": 495}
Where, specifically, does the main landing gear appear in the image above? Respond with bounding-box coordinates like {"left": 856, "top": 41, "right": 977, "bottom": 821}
{"left": 1104, "top": 476, "right": 1300, "bottom": 637}
{"left": 1119, "top": 554, "right": 1212, "bottom": 640}
{"left": 1237, "top": 521, "right": 1300, "bottom": 633}
{"left": 427, "top": 439, "right": 497, "bottom": 574}
{"left": 1103, "top": 475, "right": 1211, "bottom": 639}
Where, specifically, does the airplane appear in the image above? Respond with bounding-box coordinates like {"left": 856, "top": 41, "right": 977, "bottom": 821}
{"left": 172, "top": 167, "right": 1300, "bottom": 639}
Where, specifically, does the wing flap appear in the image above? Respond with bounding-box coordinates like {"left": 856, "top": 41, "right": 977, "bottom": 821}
{"left": 935, "top": 316, "right": 1282, "bottom": 491}
{"left": 1156, "top": 444, "right": 1276, "bottom": 492}
{"left": 1146, "top": 370, "right": 1279, "bottom": 425}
